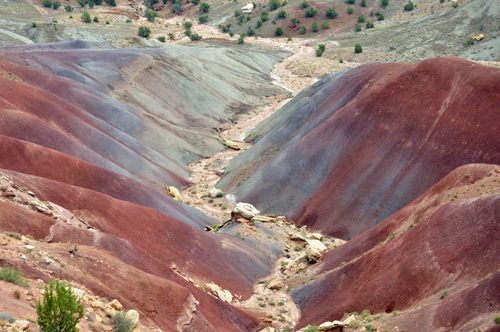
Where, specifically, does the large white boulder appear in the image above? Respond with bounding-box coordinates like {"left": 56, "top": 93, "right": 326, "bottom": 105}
{"left": 233, "top": 202, "right": 259, "bottom": 219}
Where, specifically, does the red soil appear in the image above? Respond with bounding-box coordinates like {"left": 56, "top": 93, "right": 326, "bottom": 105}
{"left": 293, "top": 163, "right": 500, "bottom": 331}
{"left": 237, "top": 57, "right": 500, "bottom": 239}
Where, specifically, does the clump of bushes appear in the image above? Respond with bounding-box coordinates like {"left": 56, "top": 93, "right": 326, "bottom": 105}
{"left": 0, "top": 266, "right": 31, "bottom": 288}
{"left": 113, "top": 312, "right": 136, "bottom": 332}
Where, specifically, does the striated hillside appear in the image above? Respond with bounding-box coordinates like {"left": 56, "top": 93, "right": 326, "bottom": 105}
{"left": 219, "top": 57, "right": 500, "bottom": 239}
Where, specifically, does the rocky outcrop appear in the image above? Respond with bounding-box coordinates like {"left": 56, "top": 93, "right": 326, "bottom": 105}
{"left": 208, "top": 189, "right": 223, "bottom": 198}
{"left": 232, "top": 203, "right": 260, "bottom": 219}
{"left": 205, "top": 283, "right": 233, "bottom": 303}
{"left": 223, "top": 138, "right": 241, "bottom": 150}
{"left": 165, "top": 186, "right": 183, "bottom": 202}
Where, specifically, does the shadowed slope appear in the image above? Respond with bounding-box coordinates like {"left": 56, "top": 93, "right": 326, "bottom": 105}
{"left": 220, "top": 57, "right": 500, "bottom": 239}
{"left": 292, "top": 164, "right": 500, "bottom": 331}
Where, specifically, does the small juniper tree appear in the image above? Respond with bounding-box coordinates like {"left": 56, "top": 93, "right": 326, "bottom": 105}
{"left": 275, "top": 26, "right": 283, "bottom": 35}
{"left": 354, "top": 43, "right": 363, "bottom": 53}
{"left": 36, "top": 280, "right": 84, "bottom": 332}
{"left": 305, "top": 6, "right": 318, "bottom": 17}
{"left": 404, "top": 0, "right": 414, "bottom": 11}
{"left": 325, "top": 7, "right": 338, "bottom": 19}
{"left": 322, "top": 20, "right": 329, "bottom": 29}
{"left": 311, "top": 21, "right": 318, "bottom": 32}
{"left": 199, "top": 2, "right": 210, "bottom": 12}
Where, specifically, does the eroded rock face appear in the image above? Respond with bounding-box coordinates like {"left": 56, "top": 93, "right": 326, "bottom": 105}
{"left": 318, "top": 320, "right": 344, "bottom": 331}
{"left": 223, "top": 138, "right": 241, "bottom": 150}
{"left": 205, "top": 283, "right": 233, "bottom": 303}
{"left": 251, "top": 215, "right": 276, "bottom": 223}
{"left": 233, "top": 203, "right": 260, "bottom": 219}
{"left": 267, "top": 279, "right": 284, "bottom": 290}
{"left": 165, "top": 186, "right": 183, "bottom": 202}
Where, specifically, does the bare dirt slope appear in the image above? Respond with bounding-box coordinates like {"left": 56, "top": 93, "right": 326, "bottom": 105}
{"left": 219, "top": 57, "right": 500, "bottom": 240}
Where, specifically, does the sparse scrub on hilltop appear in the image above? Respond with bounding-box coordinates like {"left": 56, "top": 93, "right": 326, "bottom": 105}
{"left": 36, "top": 280, "right": 84, "bottom": 332}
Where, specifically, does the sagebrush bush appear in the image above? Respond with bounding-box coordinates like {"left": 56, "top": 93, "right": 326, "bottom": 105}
{"left": 0, "top": 266, "right": 30, "bottom": 288}
{"left": 113, "top": 312, "right": 135, "bottom": 332}
{"left": 0, "top": 312, "right": 17, "bottom": 323}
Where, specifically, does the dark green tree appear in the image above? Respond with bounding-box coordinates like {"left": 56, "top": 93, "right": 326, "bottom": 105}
{"left": 300, "top": 0, "right": 308, "bottom": 8}
{"left": 299, "top": 24, "right": 306, "bottom": 33}
{"left": 322, "top": 20, "right": 329, "bottom": 29}
{"left": 138, "top": 25, "right": 151, "bottom": 37}
{"left": 269, "top": 0, "right": 280, "bottom": 10}
{"left": 93, "top": 15, "right": 99, "bottom": 22}
{"left": 261, "top": 11, "right": 269, "bottom": 21}
{"left": 381, "top": 0, "right": 388, "bottom": 6}
{"left": 42, "top": 0, "right": 52, "bottom": 7}
{"left": 347, "top": 6, "right": 354, "bottom": 14}
{"left": 191, "top": 0, "right": 200, "bottom": 4}
{"left": 183, "top": 21, "right": 193, "bottom": 29}
{"left": 171, "top": 3, "right": 183, "bottom": 14}
{"left": 354, "top": 43, "right": 363, "bottom": 53}
{"left": 311, "top": 21, "right": 318, "bottom": 32}
{"left": 199, "top": 15, "right": 208, "bottom": 23}
{"left": 290, "top": 17, "right": 297, "bottom": 27}
{"left": 325, "top": 7, "right": 338, "bottom": 19}
{"left": 275, "top": 26, "right": 283, "bottom": 35}
{"left": 304, "top": 6, "right": 317, "bottom": 17}
{"left": 361, "top": 0, "right": 366, "bottom": 6}
{"left": 354, "top": 23, "right": 361, "bottom": 31}
{"left": 36, "top": 280, "right": 84, "bottom": 332}
{"left": 237, "top": 34, "right": 245, "bottom": 44}
{"left": 366, "top": 21, "right": 374, "bottom": 28}
{"left": 346, "top": 0, "right": 355, "bottom": 4}
{"left": 81, "top": 11, "right": 91, "bottom": 22}
{"left": 64, "top": 5, "right": 72, "bottom": 11}
{"left": 247, "top": 26, "right": 255, "bottom": 35}
{"left": 199, "top": 2, "right": 210, "bottom": 12}
{"left": 357, "top": 14, "right": 365, "bottom": 22}
{"left": 276, "top": 9, "right": 287, "bottom": 18}
{"left": 145, "top": 9, "right": 157, "bottom": 22}
{"left": 404, "top": 0, "right": 413, "bottom": 11}
{"left": 52, "top": 1, "right": 61, "bottom": 9}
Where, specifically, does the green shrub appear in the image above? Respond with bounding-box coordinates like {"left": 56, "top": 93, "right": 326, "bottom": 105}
{"left": 138, "top": 26, "right": 151, "bottom": 37}
{"left": 340, "top": 261, "right": 346, "bottom": 267}
{"left": 105, "top": 20, "right": 110, "bottom": 24}
{"left": 238, "top": 35, "right": 244, "bottom": 44}
{"left": 305, "top": 7, "right": 317, "bottom": 17}
{"left": 440, "top": 290, "right": 448, "bottom": 299}
{"left": 247, "top": 26, "right": 255, "bottom": 35}
{"left": 42, "top": 0, "right": 52, "bottom": 7}
{"left": 325, "top": 7, "right": 338, "bottom": 19}
{"left": 258, "top": 303, "right": 266, "bottom": 307}
{"left": 234, "top": 9, "right": 241, "bottom": 16}
{"left": 311, "top": 21, "right": 318, "bottom": 32}
{"left": 261, "top": 11, "right": 269, "bottom": 21}
{"left": 168, "top": 32, "right": 175, "bottom": 39}
{"left": 183, "top": 21, "right": 193, "bottom": 29}
{"left": 299, "top": 24, "right": 306, "bottom": 34}
{"left": 52, "top": 1, "right": 61, "bottom": 9}
{"left": 192, "top": 0, "right": 200, "bottom": 4}
{"left": 269, "top": 0, "right": 280, "bottom": 10}
{"left": 347, "top": 0, "right": 355, "bottom": 3}
{"left": 157, "top": 36, "right": 165, "bottom": 42}
{"left": 366, "top": 21, "right": 374, "bottom": 28}
{"left": 276, "top": 9, "right": 287, "bottom": 18}
{"left": 268, "top": 302, "right": 275, "bottom": 306}
{"left": 5, "top": 232, "right": 21, "bottom": 240}
{"left": 36, "top": 280, "right": 84, "bottom": 332}
{"left": 357, "top": 14, "right": 365, "bottom": 22}
{"left": 0, "top": 312, "right": 17, "bottom": 323}
{"left": 199, "top": 2, "right": 210, "bottom": 12}
{"left": 113, "top": 312, "right": 135, "bottom": 332}
{"left": 365, "top": 325, "right": 377, "bottom": 332}
{"left": 278, "top": 301, "right": 285, "bottom": 306}
{"left": 294, "top": 245, "right": 302, "bottom": 251}
{"left": 275, "top": 26, "right": 283, "bottom": 35}
{"left": 322, "top": 20, "right": 329, "bottom": 29}
{"left": 256, "top": 297, "right": 263, "bottom": 300}
{"left": 32, "top": 22, "right": 37, "bottom": 27}
{"left": 360, "top": 309, "right": 371, "bottom": 318}
{"left": 361, "top": 0, "right": 367, "bottom": 6}
{"left": 381, "top": 0, "right": 388, "bottom": 6}
{"left": 126, "top": 18, "right": 132, "bottom": 23}
{"left": 347, "top": 6, "right": 354, "bottom": 14}
{"left": 145, "top": 9, "right": 157, "bottom": 22}
{"left": 355, "top": 23, "right": 361, "bottom": 32}
{"left": 199, "top": 15, "right": 209, "bottom": 23}
{"left": 300, "top": 0, "right": 308, "bottom": 8}
{"left": 171, "top": 3, "right": 183, "bottom": 14}
{"left": 495, "top": 316, "right": 500, "bottom": 324}
{"left": 452, "top": 2, "right": 458, "bottom": 8}
{"left": 64, "top": 4, "right": 72, "bottom": 11}
{"left": 81, "top": 11, "right": 91, "bottom": 23}
{"left": 93, "top": 16, "right": 99, "bottom": 22}
{"left": 378, "top": 12, "right": 384, "bottom": 20}
{"left": 404, "top": 0, "right": 414, "bottom": 11}
{"left": 0, "top": 266, "right": 30, "bottom": 288}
